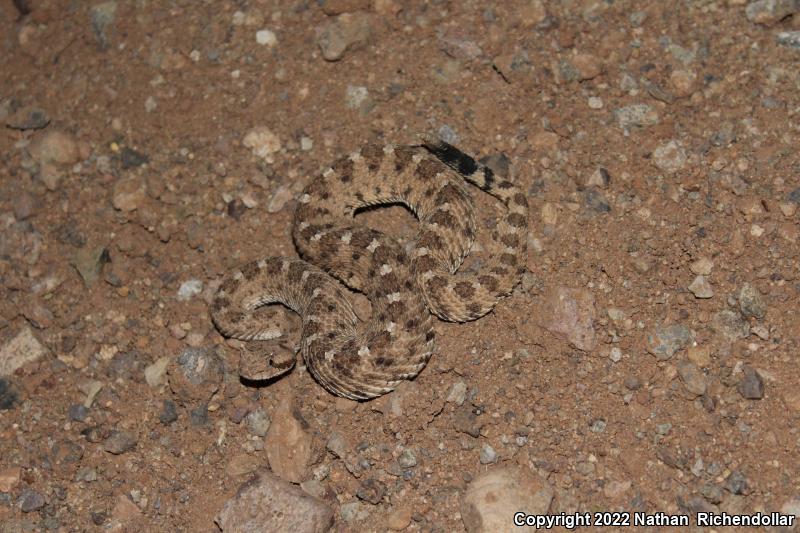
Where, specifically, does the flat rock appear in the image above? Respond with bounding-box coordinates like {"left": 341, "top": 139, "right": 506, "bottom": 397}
{"left": 242, "top": 126, "right": 281, "bottom": 163}
{"left": 102, "top": 430, "right": 137, "bottom": 454}
{"left": 110, "top": 494, "right": 141, "bottom": 524}
{"left": 90, "top": 1, "right": 117, "bottom": 49}
{"left": 652, "top": 140, "right": 687, "bottom": 173}
{"left": 317, "top": 12, "right": 373, "bottom": 61}
{"left": 614, "top": 104, "right": 659, "bottom": 129}
{"left": 739, "top": 283, "right": 766, "bottom": 318}
{"left": 690, "top": 257, "right": 714, "bottom": 275}
{"left": 745, "top": 0, "right": 800, "bottom": 25}
{"left": 461, "top": 467, "right": 553, "bottom": 533}
{"left": 225, "top": 453, "right": 262, "bottom": 478}
{"left": 537, "top": 286, "right": 597, "bottom": 351}
{"left": 0, "top": 327, "right": 49, "bottom": 377}
{"left": 29, "top": 130, "right": 80, "bottom": 166}
{"left": 688, "top": 275, "right": 714, "bottom": 298}
{"left": 264, "top": 404, "right": 313, "bottom": 483}
{"left": 737, "top": 366, "right": 765, "bottom": 399}
{"left": 19, "top": 489, "right": 46, "bottom": 513}
{"left": 777, "top": 30, "right": 800, "bottom": 48}
{"left": 112, "top": 177, "right": 147, "bottom": 212}
{"left": 216, "top": 470, "right": 333, "bottom": 533}
{"left": 647, "top": 324, "right": 691, "bottom": 360}
{"left": 677, "top": 360, "right": 707, "bottom": 397}
{"left": 5, "top": 106, "right": 50, "bottom": 130}
{"left": 144, "top": 357, "right": 170, "bottom": 388}
{"left": 71, "top": 245, "right": 109, "bottom": 286}
{"left": 711, "top": 310, "right": 749, "bottom": 341}
{"left": 0, "top": 467, "right": 21, "bottom": 492}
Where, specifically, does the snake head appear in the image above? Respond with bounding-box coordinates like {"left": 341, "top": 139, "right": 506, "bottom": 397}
{"left": 238, "top": 340, "right": 298, "bottom": 382}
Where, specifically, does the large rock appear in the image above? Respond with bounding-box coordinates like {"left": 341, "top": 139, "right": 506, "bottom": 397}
{"left": 461, "top": 467, "right": 553, "bottom": 533}
{"left": 264, "top": 404, "right": 313, "bottom": 483}
{"left": 216, "top": 470, "right": 333, "bottom": 533}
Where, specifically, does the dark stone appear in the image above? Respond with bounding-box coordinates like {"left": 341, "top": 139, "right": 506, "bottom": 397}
{"left": 190, "top": 404, "right": 209, "bottom": 427}
{"left": 107, "top": 350, "right": 144, "bottom": 381}
{"left": 119, "top": 147, "right": 149, "bottom": 169}
{"left": 356, "top": 478, "right": 387, "bottom": 505}
{"left": 80, "top": 425, "right": 109, "bottom": 443}
{"left": 737, "top": 366, "right": 764, "bottom": 399}
{"left": 0, "top": 378, "right": 19, "bottom": 410}
{"left": 68, "top": 404, "right": 88, "bottom": 422}
{"left": 583, "top": 189, "right": 611, "bottom": 213}
{"left": 159, "top": 400, "right": 178, "bottom": 425}
{"left": 19, "top": 489, "right": 46, "bottom": 512}
{"left": 724, "top": 470, "right": 749, "bottom": 495}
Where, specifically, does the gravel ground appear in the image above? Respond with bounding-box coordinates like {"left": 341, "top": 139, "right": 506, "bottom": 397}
{"left": 1, "top": 1, "right": 799, "bottom": 531}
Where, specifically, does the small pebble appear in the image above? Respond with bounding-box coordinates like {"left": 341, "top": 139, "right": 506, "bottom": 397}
{"left": 356, "top": 478, "right": 386, "bottom": 505}
{"left": 102, "top": 431, "right": 137, "bottom": 454}
{"left": 746, "top": 0, "right": 800, "bottom": 25}
{"left": 447, "top": 381, "right": 468, "bottom": 405}
{"left": 690, "top": 257, "right": 714, "bottom": 275}
{"left": 686, "top": 345, "right": 712, "bottom": 367}
{"left": 724, "top": 470, "right": 749, "bottom": 495}
{"left": 245, "top": 408, "right": 271, "bottom": 437}
{"left": 317, "top": 12, "right": 373, "bottom": 61}
{"left": 739, "top": 283, "right": 766, "bottom": 319}
{"left": 479, "top": 444, "right": 498, "bottom": 464}
{"left": 609, "top": 347, "right": 622, "bottom": 362}
{"left": 614, "top": 104, "right": 659, "bottom": 128}
{"left": 345, "top": 85, "right": 370, "bottom": 110}
{"left": 0, "top": 378, "right": 19, "bottom": 411}
{"left": 255, "top": 29, "right": 277, "bottom": 47}
{"left": 190, "top": 405, "right": 209, "bottom": 427}
{"left": 243, "top": 126, "right": 281, "bottom": 162}
{"left": 168, "top": 347, "right": 223, "bottom": 404}
{"left": 711, "top": 310, "right": 750, "bottom": 341}
{"left": 216, "top": 471, "right": 333, "bottom": 531}
{"left": 737, "top": 366, "right": 764, "bottom": 399}
{"left": 159, "top": 400, "right": 178, "bottom": 425}
{"left": 397, "top": 448, "right": 417, "bottom": 468}
{"left": 19, "top": 489, "right": 46, "bottom": 512}
{"left": 777, "top": 30, "right": 800, "bottom": 49}
{"left": 653, "top": 140, "right": 687, "bottom": 173}
{"left": 177, "top": 279, "right": 203, "bottom": 301}
{"left": 677, "top": 360, "right": 707, "bottom": 397}
{"left": 647, "top": 324, "right": 691, "bottom": 360}
{"left": 144, "top": 357, "right": 170, "bottom": 388}
{"left": 90, "top": 1, "right": 117, "bottom": 48}
{"left": 72, "top": 246, "right": 109, "bottom": 287}
{"left": 587, "top": 96, "right": 603, "bottom": 109}
{"left": 68, "top": 404, "right": 88, "bottom": 422}
{"left": 688, "top": 275, "right": 714, "bottom": 299}
{"left": 5, "top": 106, "right": 50, "bottom": 130}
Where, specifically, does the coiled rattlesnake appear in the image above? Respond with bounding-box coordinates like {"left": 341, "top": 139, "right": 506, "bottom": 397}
{"left": 211, "top": 136, "right": 528, "bottom": 399}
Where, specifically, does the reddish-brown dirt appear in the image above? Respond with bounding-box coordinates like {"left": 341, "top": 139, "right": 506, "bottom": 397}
{"left": 1, "top": 1, "right": 799, "bottom": 531}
